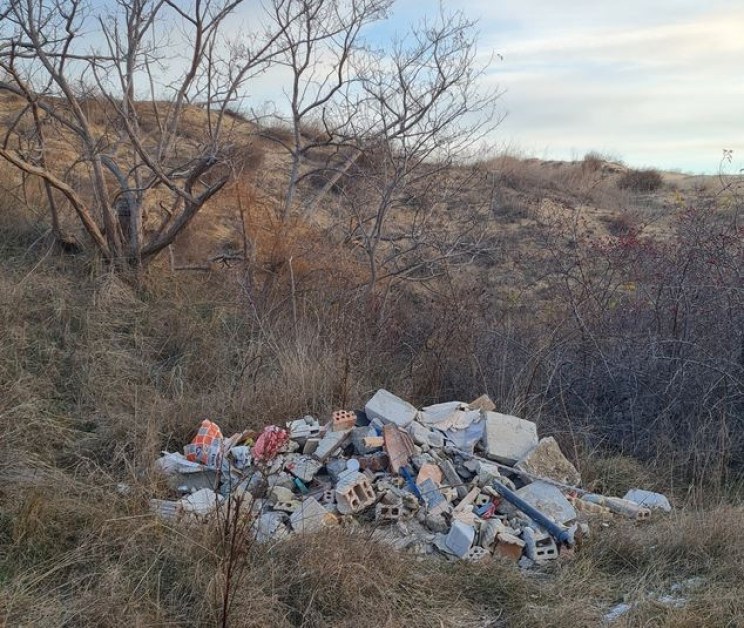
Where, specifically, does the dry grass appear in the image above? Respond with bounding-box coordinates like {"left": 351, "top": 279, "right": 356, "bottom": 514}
{"left": 1, "top": 118, "right": 743, "bottom": 625}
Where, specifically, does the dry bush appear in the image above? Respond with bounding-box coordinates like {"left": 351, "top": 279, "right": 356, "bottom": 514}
{"left": 617, "top": 168, "right": 664, "bottom": 192}
{"left": 581, "top": 151, "right": 606, "bottom": 174}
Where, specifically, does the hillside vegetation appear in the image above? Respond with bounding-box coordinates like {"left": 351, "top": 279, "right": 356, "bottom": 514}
{"left": 1, "top": 105, "right": 744, "bottom": 623}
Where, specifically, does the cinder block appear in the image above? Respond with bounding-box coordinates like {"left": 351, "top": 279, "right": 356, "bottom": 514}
{"left": 465, "top": 546, "right": 491, "bottom": 562}
{"left": 335, "top": 472, "right": 376, "bottom": 514}
{"left": 375, "top": 501, "right": 404, "bottom": 521}
{"left": 534, "top": 536, "right": 558, "bottom": 562}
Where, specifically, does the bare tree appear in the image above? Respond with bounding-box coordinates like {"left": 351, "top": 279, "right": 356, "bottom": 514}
{"left": 337, "top": 10, "right": 502, "bottom": 290}
{"left": 257, "top": 0, "right": 392, "bottom": 221}
{"left": 0, "top": 0, "right": 279, "bottom": 269}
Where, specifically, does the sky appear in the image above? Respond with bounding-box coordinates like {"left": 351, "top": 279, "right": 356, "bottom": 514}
{"left": 82, "top": 0, "right": 743, "bottom": 174}
{"left": 376, "top": 0, "right": 744, "bottom": 174}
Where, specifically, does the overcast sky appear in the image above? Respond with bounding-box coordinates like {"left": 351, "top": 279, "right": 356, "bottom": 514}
{"left": 382, "top": 0, "right": 744, "bottom": 174}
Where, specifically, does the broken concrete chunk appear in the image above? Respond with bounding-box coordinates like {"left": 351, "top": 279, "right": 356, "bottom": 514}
{"left": 312, "top": 429, "right": 351, "bottom": 462}
{"left": 623, "top": 489, "right": 672, "bottom": 513}
{"left": 290, "top": 497, "right": 336, "bottom": 533}
{"left": 365, "top": 389, "right": 418, "bottom": 428}
{"left": 255, "top": 512, "right": 290, "bottom": 543}
{"left": 479, "top": 518, "right": 505, "bottom": 549}
{"left": 481, "top": 411, "right": 539, "bottom": 465}
{"left": 326, "top": 458, "right": 349, "bottom": 483}
{"left": 419, "top": 401, "right": 468, "bottom": 429}
{"left": 442, "top": 417, "right": 484, "bottom": 454}
{"left": 287, "top": 416, "right": 321, "bottom": 441}
{"left": 494, "top": 532, "right": 525, "bottom": 561}
{"left": 468, "top": 394, "right": 496, "bottom": 412}
{"left": 438, "top": 458, "right": 468, "bottom": 499}
{"left": 180, "top": 488, "right": 223, "bottom": 516}
{"left": 292, "top": 456, "right": 322, "bottom": 483}
{"left": 419, "top": 478, "right": 450, "bottom": 516}
{"left": 416, "top": 463, "right": 443, "bottom": 486}
{"left": 407, "top": 420, "right": 445, "bottom": 449}
{"left": 303, "top": 438, "right": 320, "bottom": 455}
{"left": 506, "top": 481, "right": 577, "bottom": 525}
{"left": 515, "top": 436, "right": 581, "bottom": 486}
{"left": 150, "top": 498, "right": 180, "bottom": 520}
{"left": 445, "top": 520, "right": 475, "bottom": 558}
{"left": 351, "top": 425, "right": 380, "bottom": 455}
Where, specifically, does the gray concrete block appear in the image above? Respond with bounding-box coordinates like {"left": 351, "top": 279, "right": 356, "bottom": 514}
{"left": 481, "top": 411, "right": 539, "bottom": 465}
{"left": 312, "top": 429, "right": 351, "bottom": 462}
{"left": 365, "top": 389, "right": 418, "bottom": 428}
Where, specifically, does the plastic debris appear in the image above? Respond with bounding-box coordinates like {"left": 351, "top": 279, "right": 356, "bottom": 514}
{"left": 253, "top": 425, "right": 289, "bottom": 463}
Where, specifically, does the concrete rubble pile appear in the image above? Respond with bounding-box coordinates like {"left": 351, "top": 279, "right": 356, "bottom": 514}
{"left": 151, "top": 389, "right": 671, "bottom": 567}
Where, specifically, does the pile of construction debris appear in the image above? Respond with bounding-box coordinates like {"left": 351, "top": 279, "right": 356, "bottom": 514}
{"left": 152, "top": 390, "right": 671, "bottom": 566}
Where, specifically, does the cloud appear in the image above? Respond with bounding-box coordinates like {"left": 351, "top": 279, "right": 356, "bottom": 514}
{"left": 462, "top": 2, "right": 744, "bottom": 172}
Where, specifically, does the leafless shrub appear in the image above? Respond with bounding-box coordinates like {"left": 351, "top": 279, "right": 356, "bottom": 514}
{"left": 617, "top": 168, "right": 664, "bottom": 192}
